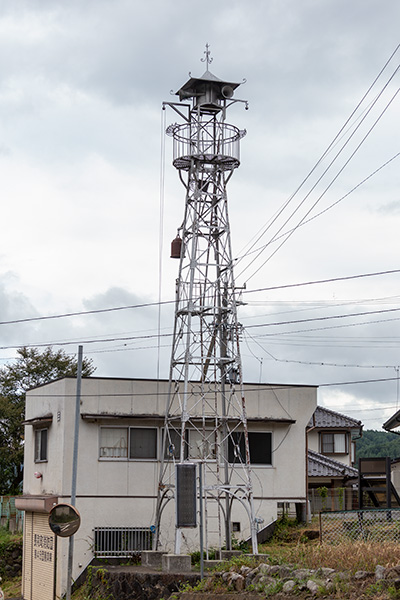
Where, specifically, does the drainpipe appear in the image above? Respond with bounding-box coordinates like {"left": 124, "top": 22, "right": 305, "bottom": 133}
{"left": 305, "top": 414, "right": 317, "bottom": 522}
{"left": 351, "top": 426, "right": 363, "bottom": 468}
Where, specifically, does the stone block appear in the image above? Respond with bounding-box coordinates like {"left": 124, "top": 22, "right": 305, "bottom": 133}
{"left": 249, "top": 553, "right": 269, "bottom": 562}
{"left": 221, "top": 550, "right": 242, "bottom": 560}
{"left": 141, "top": 550, "right": 166, "bottom": 569}
{"left": 204, "top": 559, "right": 222, "bottom": 570}
{"left": 162, "top": 553, "right": 192, "bottom": 573}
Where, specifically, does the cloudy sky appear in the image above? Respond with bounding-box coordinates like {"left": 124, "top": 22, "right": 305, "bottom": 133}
{"left": 0, "top": 0, "right": 399, "bottom": 430}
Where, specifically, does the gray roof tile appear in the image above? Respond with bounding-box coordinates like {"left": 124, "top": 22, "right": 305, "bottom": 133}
{"left": 308, "top": 405, "right": 362, "bottom": 429}
{"left": 308, "top": 449, "right": 359, "bottom": 478}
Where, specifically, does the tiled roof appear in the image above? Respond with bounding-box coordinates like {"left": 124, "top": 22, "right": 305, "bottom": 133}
{"left": 308, "top": 449, "right": 359, "bottom": 478}
{"left": 308, "top": 405, "right": 363, "bottom": 429}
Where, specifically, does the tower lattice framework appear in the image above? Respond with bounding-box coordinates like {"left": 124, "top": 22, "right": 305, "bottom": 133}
{"left": 156, "top": 52, "right": 258, "bottom": 555}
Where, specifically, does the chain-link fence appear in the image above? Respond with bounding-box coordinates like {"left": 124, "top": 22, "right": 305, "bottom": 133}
{"left": 320, "top": 508, "right": 400, "bottom": 544}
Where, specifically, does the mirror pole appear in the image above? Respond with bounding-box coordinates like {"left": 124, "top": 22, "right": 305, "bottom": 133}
{"left": 66, "top": 345, "right": 83, "bottom": 600}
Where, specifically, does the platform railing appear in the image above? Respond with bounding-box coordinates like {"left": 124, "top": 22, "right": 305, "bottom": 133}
{"left": 168, "top": 122, "right": 243, "bottom": 170}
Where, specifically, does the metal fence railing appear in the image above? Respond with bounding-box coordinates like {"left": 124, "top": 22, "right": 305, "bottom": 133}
{"left": 320, "top": 508, "right": 400, "bottom": 544}
{"left": 93, "top": 527, "right": 153, "bottom": 558}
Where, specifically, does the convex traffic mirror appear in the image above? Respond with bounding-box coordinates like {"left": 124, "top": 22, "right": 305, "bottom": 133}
{"left": 49, "top": 503, "right": 81, "bottom": 537}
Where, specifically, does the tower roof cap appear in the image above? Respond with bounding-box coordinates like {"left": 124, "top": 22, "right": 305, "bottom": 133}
{"left": 176, "top": 69, "right": 241, "bottom": 101}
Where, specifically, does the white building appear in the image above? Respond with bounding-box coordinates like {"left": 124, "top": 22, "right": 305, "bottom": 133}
{"left": 17, "top": 376, "right": 317, "bottom": 599}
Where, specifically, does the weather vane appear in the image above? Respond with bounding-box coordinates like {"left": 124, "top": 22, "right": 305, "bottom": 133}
{"left": 201, "top": 43, "right": 213, "bottom": 68}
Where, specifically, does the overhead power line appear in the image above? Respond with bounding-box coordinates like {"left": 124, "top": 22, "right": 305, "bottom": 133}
{"left": 320, "top": 376, "right": 399, "bottom": 388}
{"left": 0, "top": 332, "right": 174, "bottom": 351}
{"left": 1, "top": 303, "right": 400, "bottom": 352}
{"left": 0, "top": 268, "right": 398, "bottom": 329}
{"left": 245, "top": 306, "right": 400, "bottom": 330}
{"left": 252, "top": 315, "right": 400, "bottom": 338}
{"left": 0, "top": 299, "right": 174, "bottom": 327}
{"left": 233, "top": 45, "right": 400, "bottom": 285}
{"left": 241, "top": 83, "right": 400, "bottom": 283}
{"left": 243, "top": 268, "right": 400, "bottom": 295}
{"left": 243, "top": 330, "right": 399, "bottom": 369}
{"left": 16, "top": 377, "right": 400, "bottom": 401}
{"left": 236, "top": 44, "right": 400, "bottom": 267}
{"left": 237, "top": 151, "right": 400, "bottom": 263}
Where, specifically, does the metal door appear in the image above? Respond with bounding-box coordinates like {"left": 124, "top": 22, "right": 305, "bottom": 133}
{"left": 22, "top": 512, "right": 55, "bottom": 600}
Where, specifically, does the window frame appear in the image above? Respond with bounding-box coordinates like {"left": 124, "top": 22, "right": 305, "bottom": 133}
{"left": 162, "top": 428, "right": 218, "bottom": 462}
{"left": 99, "top": 426, "right": 158, "bottom": 461}
{"left": 228, "top": 431, "right": 272, "bottom": 466}
{"left": 129, "top": 426, "right": 158, "bottom": 460}
{"left": 34, "top": 427, "right": 48, "bottom": 463}
{"left": 320, "top": 431, "right": 348, "bottom": 455}
{"left": 99, "top": 426, "right": 129, "bottom": 459}
{"left": 188, "top": 428, "right": 217, "bottom": 461}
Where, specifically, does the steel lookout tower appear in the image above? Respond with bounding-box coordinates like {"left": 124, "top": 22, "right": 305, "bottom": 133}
{"left": 156, "top": 47, "right": 258, "bottom": 556}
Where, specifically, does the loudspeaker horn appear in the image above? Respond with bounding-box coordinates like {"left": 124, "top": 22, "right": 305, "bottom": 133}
{"left": 221, "top": 85, "right": 234, "bottom": 99}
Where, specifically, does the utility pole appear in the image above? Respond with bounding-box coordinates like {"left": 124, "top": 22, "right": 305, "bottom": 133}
{"left": 156, "top": 47, "right": 258, "bottom": 556}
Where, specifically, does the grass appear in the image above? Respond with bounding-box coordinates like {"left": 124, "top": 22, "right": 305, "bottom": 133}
{"left": 258, "top": 517, "right": 400, "bottom": 574}
{"left": 71, "top": 586, "right": 92, "bottom": 600}
{"left": 2, "top": 576, "right": 97, "bottom": 599}
{"left": 0, "top": 527, "right": 22, "bottom": 544}
{"left": 2, "top": 575, "right": 22, "bottom": 599}
{"left": 262, "top": 538, "right": 400, "bottom": 573}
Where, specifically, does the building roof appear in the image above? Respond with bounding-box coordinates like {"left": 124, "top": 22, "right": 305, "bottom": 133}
{"left": 383, "top": 408, "right": 400, "bottom": 431}
{"left": 308, "top": 405, "right": 362, "bottom": 429}
{"left": 308, "top": 449, "right": 359, "bottom": 479}
{"left": 27, "top": 375, "right": 318, "bottom": 392}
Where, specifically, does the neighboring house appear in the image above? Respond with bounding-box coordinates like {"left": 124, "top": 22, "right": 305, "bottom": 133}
{"left": 308, "top": 405, "right": 363, "bottom": 469}
{"left": 382, "top": 410, "right": 400, "bottom": 495}
{"left": 307, "top": 406, "right": 363, "bottom": 512}
{"left": 17, "top": 376, "right": 317, "bottom": 599}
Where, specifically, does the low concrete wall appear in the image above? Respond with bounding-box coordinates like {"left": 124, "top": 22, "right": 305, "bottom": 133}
{"left": 90, "top": 565, "right": 201, "bottom": 600}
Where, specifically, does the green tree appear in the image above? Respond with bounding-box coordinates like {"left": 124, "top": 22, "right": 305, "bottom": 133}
{"left": 356, "top": 429, "right": 400, "bottom": 462}
{"left": 0, "top": 346, "right": 95, "bottom": 494}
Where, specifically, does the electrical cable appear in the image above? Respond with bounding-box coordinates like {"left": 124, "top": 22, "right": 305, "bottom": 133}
{"left": 243, "top": 333, "right": 293, "bottom": 419}
{"left": 240, "top": 83, "right": 400, "bottom": 284}
{"left": 0, "top": 268, "right": 397, "bottom": 330}
{"left": 236, "top": 151, "right": 400, "bottom": 263}
{"left": 1, "top": 302, "right": 399, "bottom": 352}
{"left": 244, "top": 295, "right": 400, "bottom": 323}
{"left": 243, "top": 329, "right": 398, "bottom": 370}
{"left": 245, "top": 306, "right": 400, "bottom": 330}
{"left": 19, "top": 377, "right": 400, "bottom": 398}
{"left": 0, "top": 299, "right": 175, "bottom": 327}
{"left": 251, "top": 315, "right": 400, "bottom": 338}
{"left": 235, "top": 44, "right": 400, "bottom": 265}
{"left": 242, "top": 268, "right": 400, "bottom": 296}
